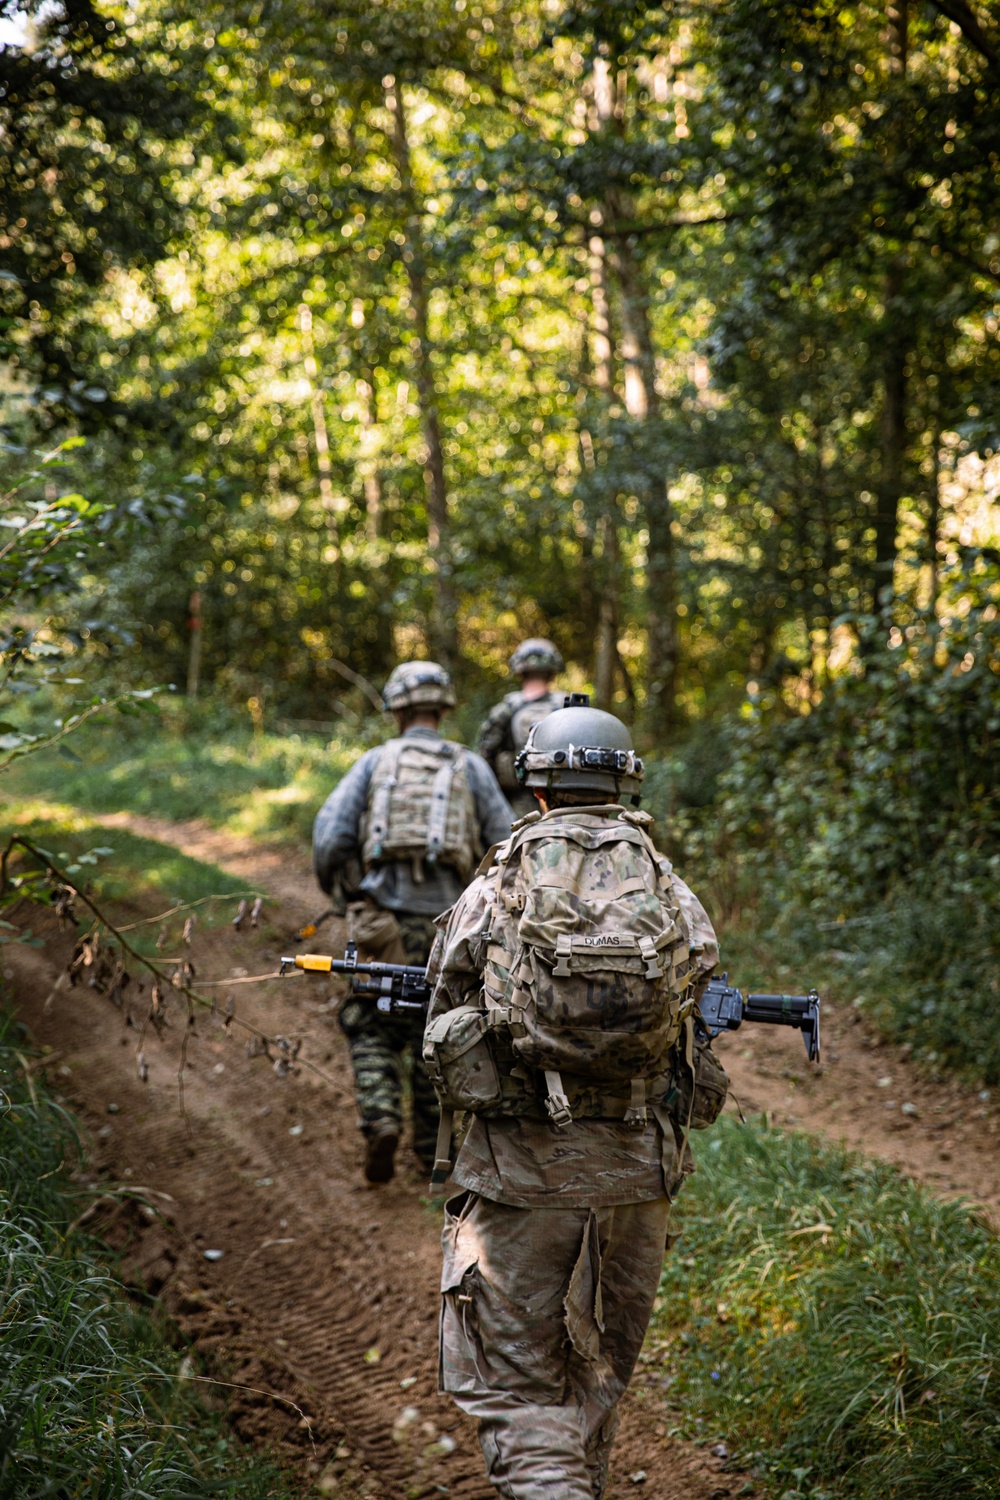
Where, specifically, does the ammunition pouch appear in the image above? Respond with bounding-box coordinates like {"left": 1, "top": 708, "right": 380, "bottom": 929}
{"left": 664, "top": 1031, "right": 729, "bottom": 1131}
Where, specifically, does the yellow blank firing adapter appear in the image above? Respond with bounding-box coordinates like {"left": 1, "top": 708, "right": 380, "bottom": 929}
{"left": 287, "top": 953, "right": 334, "bottom": 972}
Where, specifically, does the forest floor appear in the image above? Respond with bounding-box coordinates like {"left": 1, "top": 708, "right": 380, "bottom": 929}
{"left": 6, "top": 809, "right": 1000, "bottom": 1498}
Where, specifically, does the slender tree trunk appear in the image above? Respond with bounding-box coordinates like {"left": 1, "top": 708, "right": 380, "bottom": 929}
{"left": 186, "top": 589, "right": 203, "bottom": 699}
{"left": 592, "top": 58, "right": 678, "bottom": 734}
{"left": 386, "top": 80, "right": 458, "bottom": 668}
{"left": 873, "top": 3, "right": 910, "bottom": 610}
{"left": 585, "top": 223, "right": 622, "bottom": 710}
{"left": 298, "top": 305, "right": 339, "bottom": 548}
{"left": 928, "top": 424, "right": 942, "bottom": 608}
{"left": 609, "top": 230, "right": 679, "bottom": 735}
{"left": 874, "top": 262, "right": 908, "bottom": 609}
{"left": 594, "top": 515, "right": 619, "bottom": 711}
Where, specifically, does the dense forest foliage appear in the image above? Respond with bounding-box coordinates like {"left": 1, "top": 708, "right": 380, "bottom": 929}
{"left": 2, "top": 1, "right": 998, "bottom": 1067}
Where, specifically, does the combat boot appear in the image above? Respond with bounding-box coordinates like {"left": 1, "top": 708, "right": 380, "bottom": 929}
{"left": 364, "top": 1118, "right": 399, "bottom": 1184}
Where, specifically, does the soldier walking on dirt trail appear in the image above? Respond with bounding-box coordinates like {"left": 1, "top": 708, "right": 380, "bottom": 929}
{"left": 423, "top": 702, "right": 724, "bottom": 1499}
{"left": 476, "top": 638, "right": 566, "bottom": 819}
{"left": 313, "top": 660, "right": 513, "bottom": 1185}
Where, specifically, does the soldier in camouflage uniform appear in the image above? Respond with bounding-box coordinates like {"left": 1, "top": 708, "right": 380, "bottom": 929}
{"left": 476, "top": 638, "right": 566, "bottom": 819}
{"left": 313, "top": 661, "right": 513, "bottom": 1184}
{"left": 424, "top": 705, "right": 720, "bottom": 1498}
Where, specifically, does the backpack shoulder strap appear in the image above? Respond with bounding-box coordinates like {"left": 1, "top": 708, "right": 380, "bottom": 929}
{"left": 364, "top": 739, "right": 403, "bottom": 864}
{"left": 425, "top": 741, "right": 461, "bottom": 865}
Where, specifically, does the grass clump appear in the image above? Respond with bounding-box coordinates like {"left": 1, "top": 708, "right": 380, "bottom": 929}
{"left": 0, "top": 1009, "right": 294, "bottom": 1498}
{"left": 649, "top": 1116, "right": 1000, "bottom": 1499}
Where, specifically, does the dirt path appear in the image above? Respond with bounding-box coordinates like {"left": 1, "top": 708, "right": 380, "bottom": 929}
{"left": 7, "top": 813, "right": 739, "bottom": 1500}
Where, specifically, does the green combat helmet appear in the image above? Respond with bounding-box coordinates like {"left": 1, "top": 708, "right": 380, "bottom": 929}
{"left": 514, "top": 700, "right": 644, "bottom": 801}
{"left": 382, "top": 660, "right": 457, "bottom": 712}
{"left": 509, "top": 637, "right": 564, "bottom": 677}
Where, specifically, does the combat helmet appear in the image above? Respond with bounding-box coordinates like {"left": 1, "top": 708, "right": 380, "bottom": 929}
{"left": 382, "top": 660, "right": 456, "bottom": 713}
{"left": 509, "top": 637, "right": 564, "bottom": 677}
{"left": 514, "top": 698, "right": 644, "bottom": 800}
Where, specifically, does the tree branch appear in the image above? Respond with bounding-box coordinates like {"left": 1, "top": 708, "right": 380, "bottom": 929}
{"left": 929, "top": 0, "right": 1000, "bottom": 70}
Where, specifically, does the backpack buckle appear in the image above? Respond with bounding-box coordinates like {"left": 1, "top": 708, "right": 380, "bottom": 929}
{"left": 639, "top": 936, "right": 662, "bottom": 980}
{"left": 543, "top": 1070, "right": 573, "bottom": 1129}
{"left": 623, "top": 1077, "right": 648, "bottom": 1130}
{"left": 552, "top": 934, "right": 572, "bottom": 977}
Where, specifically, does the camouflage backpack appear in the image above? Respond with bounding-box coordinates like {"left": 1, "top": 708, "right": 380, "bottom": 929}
{"left": 360, "top": 737, "right": 480, "bottom": 880}
{"left": 480, "top": 805, "right": 696, "bottom": 1128}
{"left": 481, "top": 690, "right": 561, "bottom": 791}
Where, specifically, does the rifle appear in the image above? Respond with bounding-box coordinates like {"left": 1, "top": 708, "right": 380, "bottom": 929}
{"left": 698, "top": 972, "right": 821, "bottom": 1061}
{"left": 281, "top": 943, "right": 429, "bottom": 1014}
{"left": 282, "top": 949, "right": 821, "bottom": 1061}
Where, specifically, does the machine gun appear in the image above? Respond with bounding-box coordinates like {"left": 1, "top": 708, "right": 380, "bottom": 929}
{"left": 282, "top": 950, "right": 821, "bottom": 1061}
{"left": 281, "top": 943, "right": 429, "bottom": 1014}
{"left": 697, "top": 972, "right": 821, "bottom": 1062}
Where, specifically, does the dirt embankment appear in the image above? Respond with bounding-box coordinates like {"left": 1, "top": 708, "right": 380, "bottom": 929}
{"left": 7, "top": 815, "right": 740, "bottom": 1500}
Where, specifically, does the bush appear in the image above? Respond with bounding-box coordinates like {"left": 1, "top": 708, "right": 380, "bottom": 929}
{"left": 712, "top": 556, "right": 1000, "bottom": 1076}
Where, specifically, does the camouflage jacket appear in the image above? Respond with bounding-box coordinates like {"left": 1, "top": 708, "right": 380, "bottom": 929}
{"left": 425, "top": 817, "right": 719, "bottom": 1208}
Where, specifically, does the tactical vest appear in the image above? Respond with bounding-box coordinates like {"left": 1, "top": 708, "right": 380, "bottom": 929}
{"left": 424, "top": 806, "right": 697, "bottom": 1131}
{"left": 360, "top": 737, "right": 480, "bottom": 881}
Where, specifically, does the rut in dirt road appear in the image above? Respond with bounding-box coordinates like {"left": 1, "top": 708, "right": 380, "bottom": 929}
{"left": 8, "top": 818, "right": 740, "bottom": 1500}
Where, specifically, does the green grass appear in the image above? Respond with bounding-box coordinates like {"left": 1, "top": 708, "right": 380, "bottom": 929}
{"left": 1, "top": 806, "right": 257, "bottom": 958}
{"left": 0, "top": 1008, "right": 296, "bottom": 1499}
{"left": 648, "top": 1116, "right": 1000, "bottom": 1499}
{"left": 3, "top": 700, "right": 377, "bottom": 845}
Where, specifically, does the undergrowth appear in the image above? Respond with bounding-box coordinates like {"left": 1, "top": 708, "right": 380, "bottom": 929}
{"left": 649, "top": 1115, "right": 1000, "bottom": 1499}
{"left": 0, "top": 1008, "right": 294, "bottom": 1498}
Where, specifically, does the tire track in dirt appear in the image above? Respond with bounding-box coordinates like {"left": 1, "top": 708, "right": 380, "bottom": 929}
{"left": 7, "top": 812, "right": 739, "bottom": 1500}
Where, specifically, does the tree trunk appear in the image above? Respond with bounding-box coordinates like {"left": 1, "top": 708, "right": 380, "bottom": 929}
{"left": 608, "top": 230, "right": 679, "bottom": 735}
{"left": 298, "top": 305, "right": 339, "bottom": 549}
{"left": 874, "top": 329, "right": 907, "bottom": 608}
{"left": 584, "top": 223, "right": 622, "bottom": 710}
{"left": 592, "top": 58, "right": 678, "bottom": 734}
{"left": 928, "top": 424, "right": 942, "bottom": 609}
{"left": 387, "top": 81, "right": 458, "bottom": 669}
{"left": 594, "top": 515, "right": 619, "bottom": 711}
{"left": 357, "top": 362, "right": 383, "bottom": 542}
{"left": 872, "top": 4, "right": 910, "bottom": 610}
{"left": 186, "top": 589, "right": 203, "bottom": 699}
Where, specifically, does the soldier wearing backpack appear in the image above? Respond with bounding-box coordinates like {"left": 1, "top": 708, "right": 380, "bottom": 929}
{"left": 424, "top": 703, "right": 723, "bottom": 1499}
{"left": 476, "top": 637, "right": 566, "bottom": 818}
{"left": 312, "top": 661, "right": 514, "bottom": 1185}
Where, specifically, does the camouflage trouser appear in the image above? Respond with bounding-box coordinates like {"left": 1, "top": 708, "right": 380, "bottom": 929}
{"left": 338, "top": 899, "right": 440, "bottom": 1166}
{"left": 440, "top": 1191, "right": 671, "bottom": 1500}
